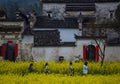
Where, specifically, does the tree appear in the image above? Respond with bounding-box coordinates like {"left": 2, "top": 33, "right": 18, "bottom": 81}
{"left": 87, "top": 8, "right": 120, "bottom": 65}
{"left": 115, "top": 4, "right": 120, "bottom": 24}
{"left": 94, "top": 37, "right": 106, "bottom": 66}
{"left": 108, "top": 4, "right": 120, "bottom": 44}
{"left": 108, "top": 4, "right": 120, "bottom": 33}
{"left": 93, "top": 4, "right": 120, "bottom": 66}
{"left": 114, "top": 4, "right": 120, "bottom": 33}
{"left": 81, "top": 20, "right": 106, "bottom": 66}
{"left": 96, "top": 4, "right": 120, "bottom": 66}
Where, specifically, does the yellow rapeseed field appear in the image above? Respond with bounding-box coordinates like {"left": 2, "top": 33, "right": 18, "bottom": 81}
{"left": 0, "top": 61, "right": 120, "bottom": 84}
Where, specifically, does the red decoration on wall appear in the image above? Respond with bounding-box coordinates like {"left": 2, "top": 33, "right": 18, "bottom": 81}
{"left": 83, "top": 45, "right": 86, "bottom": 61}
{"left": 96, "top": 45, "right": 99, "bottom": 62}
{"left": 15, "top": 44, "right": 18, "bottom": 57}
{"left": 8, "top": 40, "right": 13, "bottom": 44}
{"left": 1, "top": 44, "right": 5, "bottom": 58}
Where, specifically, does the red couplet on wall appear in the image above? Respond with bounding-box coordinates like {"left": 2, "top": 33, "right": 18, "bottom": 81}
{"left": 15, "top": 44, "right": 18, "bottom": 57}
{"left": 96, "top": 45, "right": 99, "bottom": 62}
{"left": 1, "top": 44, "right": 5, "bottom": 58}
{"left": 83, "top": 45, "right": 86, "bottom": 61}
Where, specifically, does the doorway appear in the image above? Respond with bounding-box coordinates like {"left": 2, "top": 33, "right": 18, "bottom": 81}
{"left": 4, "top": 43, "right": 16, "bottom": 61}
{"left": 86, "top": 45, "right": 96, "bottom": 61}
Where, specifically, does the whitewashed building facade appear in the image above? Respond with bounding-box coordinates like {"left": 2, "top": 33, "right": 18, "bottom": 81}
{"left": 0, "top": 0, "right": 120, "bottom": 61}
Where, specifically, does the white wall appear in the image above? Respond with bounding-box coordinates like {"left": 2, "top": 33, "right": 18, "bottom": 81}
{"left": 43, "top": 3, "right": 65, "bottom": 19}
{"left": 105, "top": 46, "right": 120, "bottom": 61}
{"left": 95, "top": 2, "right": 120, "bottom": 23}
{"left": 31, "top": 39, "right": 102, "bottom": 61}
{"left": 20, "top": 37, "right": 120, "bottom": 61}
{"left": 20, "top": 36, "right": 34, "bottom": 60}
{"left": 22, "top": 35, "right": 34, "bottom": 43}
{"left": 32, "top": 47, "right": 75, "bottom": 61}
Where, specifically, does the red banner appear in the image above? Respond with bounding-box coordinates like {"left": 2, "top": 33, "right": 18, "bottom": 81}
{"left": 96, "top": 45, "right": 99, "bottom": 62}
{"left": 83, "top": 45, "right": 86, "bottom": 61}
{"left": 1, "top": 44, "right": 5, "bottom": 58}
{"left": 15, "top": 44, "right": 18, "bottom": 57}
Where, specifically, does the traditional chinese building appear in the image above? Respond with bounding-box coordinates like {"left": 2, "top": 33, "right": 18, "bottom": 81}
{"left": 0, "top": 19, "right": 24, "bottom": 61}
{"left": 0, "top": 0, "right": 120, "bottom": 61}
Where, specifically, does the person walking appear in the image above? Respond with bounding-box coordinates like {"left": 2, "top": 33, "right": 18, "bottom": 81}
{"left": 29, "top": 63, "right": 34, "bottom": 73}
{"left": 69, "top": 61, "right": 74, "bottom": 76}
{"left": 44, "top": 62, "right": 50, "bottom": 74}
{"left": 83, "top": 61, "right": 88, "bottom": 75}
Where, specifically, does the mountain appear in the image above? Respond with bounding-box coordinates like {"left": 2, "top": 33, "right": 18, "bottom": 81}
{"left": 0, "top": 0, "right": 40, "bottom": 18}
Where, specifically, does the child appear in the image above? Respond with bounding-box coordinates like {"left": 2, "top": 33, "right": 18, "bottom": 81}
{"left": 83, "top": 61, "right": 88, "bottom": 75}
{"left": 44, "top": 62, "right": 50, "bottom": 74}
{"left": 29, "top": 63, "right": 34, "bottom": 73}
{"left": 69, "top": 62, "right": 74, "bottom": 76}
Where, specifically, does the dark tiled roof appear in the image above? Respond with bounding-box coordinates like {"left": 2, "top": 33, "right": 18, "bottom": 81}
{"left": 42, "top": 0, "right": 94, "bottom": 3}
{"left": 107, "top": 43, "right": 120, "bottom": 46}
{"left": 42, "top": 0, "right": 119, "bottom": 3}
{"left": 95, "top": 0, "right": 120, "bottom": 3}
{"left": 60, "top": 42, "right": 76, "bottom": 46}
{"left": 34, "top": 16, "right": 78, "bottom": 28}
{"left": 75, "top": 34, "right": 107, "bottom": 39}
{"left": 66, "top": 3, "right": 95, "bottom": 11}
{"left": 82, "top": 23, "right": 111, "bottom": 28}
{"left": 0, "top": 19, "right": 24, "bottom": 32}
{"left": 34, "top": 29, "right": 61, "bottom": 46}
{"left": 66, "top": 3, "right": 95, "bottom": 6}
{"left": 0, "top": 25, "right": 22, "bottom": 32}
{"left": 0, "top": 19, "right": 24, "bottom": 22}
{"left": 42, "top": 0, "right": 66, "bottom": 3}
{"left": 34, "top": 42, "right": 76, "bottom": 47}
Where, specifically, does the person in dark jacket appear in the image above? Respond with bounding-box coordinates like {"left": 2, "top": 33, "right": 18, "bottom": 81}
{"left": 69, "top": 61, "right": 74, "bottom": 76}
{"left": 29, "top": 63, "right": 34, "bottom": 73}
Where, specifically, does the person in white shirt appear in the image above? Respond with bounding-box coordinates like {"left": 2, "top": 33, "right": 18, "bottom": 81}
{"left": 83, "top": 61, "right": 88, "bottom": 75}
